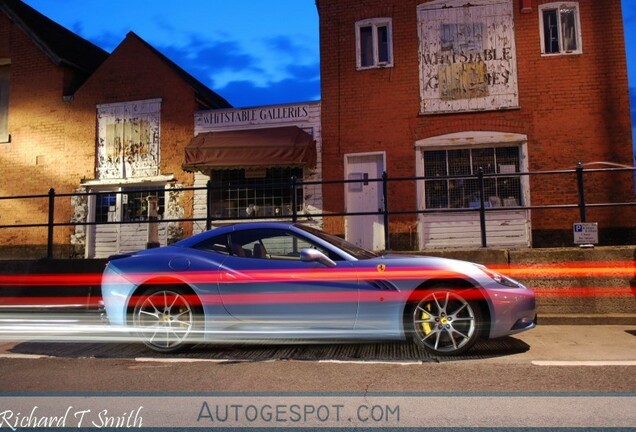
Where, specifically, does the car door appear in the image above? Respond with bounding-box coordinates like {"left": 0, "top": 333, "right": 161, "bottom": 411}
{"left": 217, "top": 228, "right": 359, "bottom": 330}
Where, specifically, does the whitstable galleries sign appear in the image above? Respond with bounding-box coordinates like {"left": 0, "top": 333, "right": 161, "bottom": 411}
{"left": 418, "top": 0, "right": 519, "bottom": 114}
{"left": 196, "top": 104, "right": 312, "bottom": 130}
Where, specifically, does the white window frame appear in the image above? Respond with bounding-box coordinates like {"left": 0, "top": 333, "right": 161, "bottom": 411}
{"left": 355, "top": 18, "right": 393, "bottom": 70}
{"left": 539, "top": 2, "right": 583, "bottom": 56}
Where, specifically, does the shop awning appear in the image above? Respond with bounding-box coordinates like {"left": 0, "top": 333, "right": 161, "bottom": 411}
{"left": 183, "top": 126, "right": 316, "bottom": 171}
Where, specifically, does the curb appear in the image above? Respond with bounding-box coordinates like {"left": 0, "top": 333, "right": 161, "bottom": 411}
{"left": 538, "top": 314, "right": 636, "bottom": 326}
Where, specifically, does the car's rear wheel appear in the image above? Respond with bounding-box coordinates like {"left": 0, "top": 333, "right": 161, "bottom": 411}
{"left": 131, "top": 286, "right": 202, "bottom": 353}
{"left": 409, "top": 289, "right": 482, "bottom": 356}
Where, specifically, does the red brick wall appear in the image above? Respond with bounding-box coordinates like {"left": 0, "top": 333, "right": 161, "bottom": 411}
{"left": 0, "top": 24, "right": 203, "bottom": 255}
{"left": 0, "top": 15, "right": 79, "bottom": 250}
{"left": 70, "top": 33, "right": 200, "bottom": 227}
{"left": 318, "top": 0, "right": 635, "bottom": 243}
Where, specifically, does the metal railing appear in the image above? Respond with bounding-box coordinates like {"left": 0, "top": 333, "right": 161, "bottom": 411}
{"left": 1, "top": 163, "right": 635, "bottom": 258}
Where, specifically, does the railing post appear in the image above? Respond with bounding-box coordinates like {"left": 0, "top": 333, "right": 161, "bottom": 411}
{"left": 477, "top": 167, "right": 487, "bottom": 248}
{"left": 576, "top": 162, "right": 587, "bottom": 222}
{"left": 382, "top": 171, "right": 390, "bottom": 251}
{"left": 291, "top": 176, "right": 298, "bottom": 222}
{"left": 206, "top": 180, "right": 212, "bottom": 230}
{"left": 47, "top": 188, "right": 55, "bottom": 259}
{"left": 146, "top": 196, "right": 160, "bottom": 249}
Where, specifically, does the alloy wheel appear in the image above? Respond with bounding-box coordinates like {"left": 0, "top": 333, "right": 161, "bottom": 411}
{"left": 133, "top": 289, "right": 196, "bottom": 352}
{"left": 412, "top": 290, "right": 479, "bottom": 355}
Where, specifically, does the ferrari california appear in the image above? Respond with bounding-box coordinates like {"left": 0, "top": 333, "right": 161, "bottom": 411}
{"left": 101, "top": 222, "right": 536, "bottom": 356}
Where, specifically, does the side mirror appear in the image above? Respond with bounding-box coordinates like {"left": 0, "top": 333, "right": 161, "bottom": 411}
{"left": 300, "top": 248, "right": 337, "bottom": 268}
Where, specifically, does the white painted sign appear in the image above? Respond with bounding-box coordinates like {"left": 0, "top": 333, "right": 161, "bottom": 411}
{"left": 573, "top": 223, "right": 598, "bottom": 244}
{"left": 196, "top": 104, "right": 311, "bottom": 129}
{"left": 418, "top": 0, "right": 519, "bottom": 114}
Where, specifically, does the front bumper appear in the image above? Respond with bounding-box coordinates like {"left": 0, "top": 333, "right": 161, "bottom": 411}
{"left": 485, "top": 285, "right": 537, "bottom": 339}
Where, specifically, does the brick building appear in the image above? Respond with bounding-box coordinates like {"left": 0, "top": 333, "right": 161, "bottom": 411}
{"left": 317, "top": 0, "right": 634, "bottom": 249}
{"left": 0, "top": 0, "right": 230, "bottom": 258}
{"left": 1, "top": 0, "right": 633, "bottom": 256}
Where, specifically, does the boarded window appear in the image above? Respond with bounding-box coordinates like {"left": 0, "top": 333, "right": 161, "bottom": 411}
{"left": 96, "top": 99, "right": 161, "bottom": 179}
{"left": 418, "top": 0, "right": 519, "bottom": 114}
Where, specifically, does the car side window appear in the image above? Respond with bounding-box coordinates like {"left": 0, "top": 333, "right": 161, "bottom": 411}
{"left": 228, "top": 229, "right": 336, "bottom": 261}
{"left": 191, "top": 234, "right": 231, "bottom": 255}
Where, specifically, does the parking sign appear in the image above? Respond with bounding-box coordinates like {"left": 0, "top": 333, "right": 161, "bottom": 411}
{"left": 573, "top": 223, "right": 598, "bottom": 244}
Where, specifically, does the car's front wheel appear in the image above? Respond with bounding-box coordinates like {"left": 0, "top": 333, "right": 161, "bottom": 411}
{"left": 409, "top": 289, "right": 482, "bottom": 356}
{"left": 131, "top": 286, "right": 202, "bottom": 353}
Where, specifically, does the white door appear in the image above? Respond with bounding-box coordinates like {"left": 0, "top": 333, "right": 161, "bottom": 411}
{"left": 345, "top": 153, "right": 385, "bottom": 251}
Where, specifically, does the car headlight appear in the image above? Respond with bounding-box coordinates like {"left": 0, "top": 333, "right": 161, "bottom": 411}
{"left": 477, "top": 265, "right": 522, "bottom": 288}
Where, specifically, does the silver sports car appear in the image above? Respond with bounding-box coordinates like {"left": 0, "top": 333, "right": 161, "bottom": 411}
{"left": 101, "top": 222, "right": 536, "bottom": 356}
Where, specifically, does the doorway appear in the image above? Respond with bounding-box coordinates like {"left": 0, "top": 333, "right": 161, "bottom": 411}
{"left": 344, "top": 152, "right": 386, "bottom": 251}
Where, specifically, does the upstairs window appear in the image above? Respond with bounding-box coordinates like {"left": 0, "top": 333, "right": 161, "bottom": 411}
{"left": 96, "top": 99, "right": 161, "bottom": 179}
{"left": 540, "top": 3, "right": 582, "bottom": 55}
{"left": 356, "top": 18, "right": 393, "bottom": 69}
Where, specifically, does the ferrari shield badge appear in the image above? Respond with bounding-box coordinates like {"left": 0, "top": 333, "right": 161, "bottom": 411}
{"left": 377, "top": 264, "right": 386, "bottom": 273}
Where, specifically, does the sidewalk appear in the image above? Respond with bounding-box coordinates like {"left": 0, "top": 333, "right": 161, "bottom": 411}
{"left": 502, "top": 324, "right": 636, "bottom": 362}
{"left": 539, "top": 313, "right": 636, "bottom": 325}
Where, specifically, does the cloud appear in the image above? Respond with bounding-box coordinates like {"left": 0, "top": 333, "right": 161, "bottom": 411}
{"left": 152, "top": 32, "right": 319, "bottom": 107}
{"left": 220, "top": 64, "right": 321, "bottom": 108}
{"left": 26, "top": 0, "right": 321, "bottom": 107}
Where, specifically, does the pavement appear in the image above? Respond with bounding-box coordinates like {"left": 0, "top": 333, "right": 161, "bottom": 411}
{"left": 492, "top": 324, "right": 636, "bottom": 363}
{"left": 0, "top": 307, "right": 634, "bottom": 364}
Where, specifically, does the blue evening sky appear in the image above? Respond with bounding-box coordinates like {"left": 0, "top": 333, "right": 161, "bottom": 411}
{"left": 22, "top": 0, "right": 636, "bottom": 139}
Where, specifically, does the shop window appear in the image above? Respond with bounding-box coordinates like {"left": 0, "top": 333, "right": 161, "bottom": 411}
{"left": 94, "top": 187, "right": 165, "bottom": 223}
{"left": 122, "top": 187, "right": 165, "bottom": 221}
{"left": 356, "top": 18, "right": 393, "bottom": 69}
{"left": 540, "top": 2, "right": 582, "bottom": 55}
{"left": 209, "top": 167, "right": 304, "bottom": 219}
{"left": 424, "top": 146, "right": 522, "bottom": 210}
{"left": 95, "top": 193, "right": 117, "bottom": 223}
{"left": 0, "top": 62, "right": 10, "bottom": 143}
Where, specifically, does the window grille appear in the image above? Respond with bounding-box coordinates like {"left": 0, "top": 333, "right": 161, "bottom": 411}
{"left": 424, "top": 146, "right": 522, "bottom": 210}
{"left": 123, "top": 187, "right": 165, "bottom": 221}
{"left": 209, "top": 167, "right": 303, "bottom": 219}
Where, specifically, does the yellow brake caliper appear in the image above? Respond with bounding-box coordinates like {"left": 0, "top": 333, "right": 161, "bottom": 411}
{"left": 421, "top": 303, "right": 432, "bottom": 335}
{"left": 179, "top": 306, "right": 188, "bottom": 328}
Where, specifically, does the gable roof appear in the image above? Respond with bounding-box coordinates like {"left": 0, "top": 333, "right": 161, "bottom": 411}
{"left": 124, "top": 32, "right": 231, "bottom": 109}
{"left": 0, "top": 0, "right": 108, "bottom": 75}
{"left": 1, "top": 1, "right": 232, "bottom": 109}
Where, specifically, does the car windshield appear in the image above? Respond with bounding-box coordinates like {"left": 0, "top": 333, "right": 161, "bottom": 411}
{"left": 296, "top": 224, "right": 379, "bottom": 259}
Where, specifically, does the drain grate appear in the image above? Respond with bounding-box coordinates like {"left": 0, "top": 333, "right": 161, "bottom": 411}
{"left": 10, "top": 337, "right": 529, "bottom": 362}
